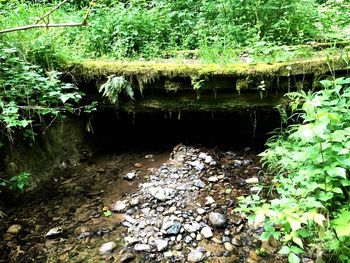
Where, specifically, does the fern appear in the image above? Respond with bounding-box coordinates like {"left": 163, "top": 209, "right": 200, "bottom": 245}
{"left": 99, "top": 75, "right": 134, "bottom": 105}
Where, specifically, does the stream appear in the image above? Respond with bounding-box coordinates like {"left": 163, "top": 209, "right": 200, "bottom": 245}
{"left": 0, "top": 144, "right": 285, "bottom": 263}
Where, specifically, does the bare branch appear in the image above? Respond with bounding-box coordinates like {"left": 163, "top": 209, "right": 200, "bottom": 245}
{"left": 34, "top": 0, "right": 71, "bottom": 24}
{"left": 0, "top": 23, "right": 87, "bottom": 34}
{"left": 0, "top": 1, "right": 93, "bottom": 34}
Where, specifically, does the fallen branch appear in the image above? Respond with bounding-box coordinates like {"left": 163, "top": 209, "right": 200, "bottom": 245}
{"left": 0, "top": 23, "right": 87, "bottom": 34}
{"left": 0, "top": 1, "right": 93, "bottom": 34}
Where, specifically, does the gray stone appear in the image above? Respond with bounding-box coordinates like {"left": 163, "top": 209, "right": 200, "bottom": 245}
{"left": 193, "top": 179, "right": 205, "bottom": 188}
{"left": 45, "top": 226, "right": 63, "bottom": 238}
{"left": 209, "top": 212, "right": 226, "bottom": 228}
{"left": 163, "top": 221, "right": 181, "bottom": 235}
{"left": 112, "top": 200, "right": 127, "bottom": 212}
{"left": 200, "top": 226, "right": 213, "bottom": 239}
{"left": 149, "top": 187, "right": 176, "bottom": 202}
{"left": 187, "top": 248, "right": 205, "bottom": 263}
{"left": 99, "top": 241, "right": 116, "bottom": 254}
{"left": 156, "top": 239, "right": 168, "bottom": 252}
{"left": 184, "top": 223, "right": 200, "bottom": 233}
{"left": 134, "top": 244, "right": 151, "bottom": 252}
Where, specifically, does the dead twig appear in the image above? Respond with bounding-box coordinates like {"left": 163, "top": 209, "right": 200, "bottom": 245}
{"left": 0, "top": 1, "right": 93, "bottom": 34}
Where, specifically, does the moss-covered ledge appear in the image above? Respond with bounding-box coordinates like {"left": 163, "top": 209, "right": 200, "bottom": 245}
{"left": 69, "top": 56, "right": 349, "bottom": 82}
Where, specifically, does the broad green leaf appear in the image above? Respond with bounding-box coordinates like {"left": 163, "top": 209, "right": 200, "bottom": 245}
{"left": 261, "top": 231, "right": 272, "bottom": 240}
{"left": 279, "top": 246, "right": 290, "bottom": 255}
{"left": 332, "top": 187, "right": 343, "bottom": 194}
{"left": 331, "top": 211, "right": 350, "bottom": 237}
{"left": 326, "top": 167, "right": 347, "bottom": 179}
{"left": 290, "top": 246, "right": 304, "bottom": 254}
{"left": 292, "top": 237, "right": 303, "bottom": 248}
{"left": 313, "top": 213, "right": 326, "bottom": 227}
{"left": 288, "top": 253, "right": 300, "bottom": 263}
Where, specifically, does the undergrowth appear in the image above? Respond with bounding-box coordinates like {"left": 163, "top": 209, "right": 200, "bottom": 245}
{"left": 237, "top": 77, "right": 350, "bottom": 262}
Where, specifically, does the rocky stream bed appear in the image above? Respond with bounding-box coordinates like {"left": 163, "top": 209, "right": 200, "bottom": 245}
{"left": 0, "top": 145, "right": 286, "bottom": 263}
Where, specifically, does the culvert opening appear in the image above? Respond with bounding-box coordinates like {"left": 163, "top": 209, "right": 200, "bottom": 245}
{"left": 88, "top": 109, "right": 281, "bottom": 153}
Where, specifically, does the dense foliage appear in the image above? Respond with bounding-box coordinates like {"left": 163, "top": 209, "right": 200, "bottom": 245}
{"left": 238, "top": 77, "right": 350, "bottom": 262}
{"left": 0, "top": 0, "right": 350, "bottom": 63}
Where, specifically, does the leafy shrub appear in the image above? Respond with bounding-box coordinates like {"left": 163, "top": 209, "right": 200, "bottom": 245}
{"left": 0, "top": 41, "right": 92, "bottom": 144}
{"left": 238, "top": 77, "right": 350, "bottom": 262}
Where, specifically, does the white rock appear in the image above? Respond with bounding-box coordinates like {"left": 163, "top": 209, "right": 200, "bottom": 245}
{"left": 99, "top": 241, "right": 116, "bottom": 254}
{"left": 124, "top": 215, "right": 136, "bottom": 224}
{"left": 45, "top": 227, "right": 63, "bottom": 238}
{"left": 124, "top": 172, "right": 136, "bottom": 180}
{"left": 125, "top": 236, "right": 139, "bottom": 245}
{"left": 208, "top": 176, "right": 218, "bottom": 183}
{"left": 224, "top": 242, "right": 234, "bottom": 251}
{"left": 163, "top": 251, "right": 173, "bottom": 258}
{"left": 245, "top": 177, "right": 259, "bottom": 184}
{"left": 188, "top": 248, "right": 205, "bottom": 263}
{"left": 188, "top": 160, "right": 204, "bottom": 171}
{"left": 201, "top": 226, "right": 213, "bottom": 238}
{"left": 208, "top": 212, "right": 226, "bottom": 228}
{"left": 205, "top": 196, "right": 215, "bottom": 206}
{"left": 204, "top": 156, "right": 213, "bottom": 164}
{"left": 134, "top": 244, "right": 151, "bottom": 252}
{"left": 112, "top": 200, "right": 127, "bottom": 212}
{"left": 196, "top": 208, "right": 206, "bottom": 215}
{"left": 156, "top": 239, "right": 168, "bottom": 252}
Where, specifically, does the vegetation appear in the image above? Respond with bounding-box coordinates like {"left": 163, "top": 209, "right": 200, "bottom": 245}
{"left": 0, "top": 0, "right": 350, "bottom": 64}
{"left": 238, "top": 77, "right": 350, "bottom": 262}
{"left": 1, "top": 1, "right": 350, "bottom": 261}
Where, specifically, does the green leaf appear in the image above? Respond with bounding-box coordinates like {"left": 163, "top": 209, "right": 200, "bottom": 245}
{"left": 292, "top": 237, "right": 303, "bottom": 248}
{"left": 332, "top": 187, "right": 343, "bottom": 194}
{"left": 290, "top": 246, "right": 304, "bottom": 254}
{"left": 331, "top": 211, "right": 350, "bottom": 237}
{"left": 288, "top": 253, "right": 300, "bottom": 263}
{"left": 326, "top": 167, "right": 347, "bottom": 179}
{"left": 279, "top": 246, "right": 290, "bottom": 255}
{"left": 261, "top": 231, "right": 272, "bottom": 240}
